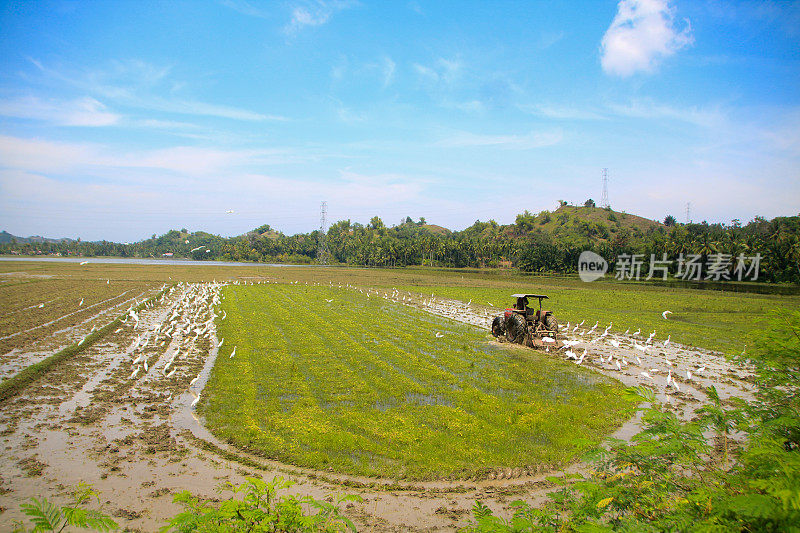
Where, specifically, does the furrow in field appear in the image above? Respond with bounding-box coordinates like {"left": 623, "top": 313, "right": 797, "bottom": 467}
{"left": 202, "top": 283, "right": 633, "bottom": 480}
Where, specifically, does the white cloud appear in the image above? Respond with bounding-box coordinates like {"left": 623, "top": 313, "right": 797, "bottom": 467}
{"left": 520, "top": 103, "right": 606, "bottom": 121}
{"left": 285, "top": 1, "right": 357, "bottom": 34}
{"left": 0, "top": 96, "right": 120, "bottom": 126}
{"left": 27, "top": 58, "right": 281, "bottom": 122}
{"left": 381, "top": 56, "right": 396, "bottom": 87}
{"left": 219, "top": 0, "right": 271, "bottom": 18}
{"left": 600, "top": 0, "right": 693, "bottom": 77}
{"left": 436, "top": 129, "right": 563, "bottom": 150}
{"left": 0, "top": 135, "right": 296, "bottom": 177}
{"left": 607, "top": 99, "right": 723, "bottom": 128}
{"left": 0, "top": 135, "right": 98, "bottom": 173}
{"left": 413, "top": 57, "right": 463, "bottom": 85}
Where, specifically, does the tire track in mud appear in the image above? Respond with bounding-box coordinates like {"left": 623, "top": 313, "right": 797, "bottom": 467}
{"left": 0, "top": 289, "right": 160, "bottom": 381}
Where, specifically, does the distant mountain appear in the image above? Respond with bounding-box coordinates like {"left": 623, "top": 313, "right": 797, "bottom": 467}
{"left": 0, "top": 231, "right": 75, "bottom": 244}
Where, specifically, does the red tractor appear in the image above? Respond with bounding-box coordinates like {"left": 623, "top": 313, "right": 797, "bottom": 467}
{"left": 491, "top": 294, "right": 561, "bottom": 348}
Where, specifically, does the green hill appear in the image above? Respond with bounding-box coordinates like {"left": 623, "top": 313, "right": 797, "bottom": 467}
{"left": 509, "top": 205, "right": 662, "bottom": 245}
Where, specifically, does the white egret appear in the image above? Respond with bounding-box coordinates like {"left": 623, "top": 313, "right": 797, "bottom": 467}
{"left": 662, "top": 310, "right": 672, "bottom": 319}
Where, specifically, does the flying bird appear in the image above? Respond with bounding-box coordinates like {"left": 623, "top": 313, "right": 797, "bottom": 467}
{"left": 190, "top": 246, "right": 203, "bottom": 252}
{"left": 79, "top": 261, "right": 89, "bottom": 265}
{"left": 435, "top": 332, "right": 444, "bottom": 338}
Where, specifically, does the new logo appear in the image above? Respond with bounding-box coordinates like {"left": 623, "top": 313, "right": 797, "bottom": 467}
{"left": 578, "top": 251, "right": 607, "bottom": 282}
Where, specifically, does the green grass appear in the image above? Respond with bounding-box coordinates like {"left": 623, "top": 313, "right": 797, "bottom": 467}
{"left": 202, "top": 283, "right": 634, "bottom": 481}
{"left": 396, "top": 280, "right": 800, "bottom": 355}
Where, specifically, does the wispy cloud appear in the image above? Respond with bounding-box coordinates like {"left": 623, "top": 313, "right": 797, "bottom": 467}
{"left": 413, "top": 57, "right": 463, "bottom": 85}
{"left": 436, "top": 129, "right": 563, "bottom": 150}
{"left": 0, "top": 96, "right": 121, "bottom": 126}
{"left": 284, "top": 1, "right": 357, "bottom": 34}
{"left": 607, "top": 99, "right": 723, "bottom": 128}
{"left": 142, "top": 98, "right": 285, "bottom": 122}
{"left": 600, "top": 0, "right": 693, "bottom": 77}
{"left": 381, "top": 56, "right": 396, "bottom": 87}
{"left": 26, "top": 58, "right": 285, "bottom": 122}
{"left": 0, "top": 135, "right": 297, "bottom": 178}
{"left": 219, "top": 0, "right": 271, "bottom": 18}
{"left": 520, "top": 103, "right": 606, "bottom": 121}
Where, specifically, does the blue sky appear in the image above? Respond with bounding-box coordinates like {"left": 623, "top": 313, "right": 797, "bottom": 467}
{"left": 1, "top": 0, "right": 798, "bottom": 241}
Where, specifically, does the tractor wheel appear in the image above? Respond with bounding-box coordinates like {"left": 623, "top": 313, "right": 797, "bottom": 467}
{"left": 545, "top": 315, "right": 559, "bottom": 339}
{"left": 505, "top": 314, "right": 528, "bottom": 344}
{"left": 491, "top": 316, "right": 505, "bottom": 338}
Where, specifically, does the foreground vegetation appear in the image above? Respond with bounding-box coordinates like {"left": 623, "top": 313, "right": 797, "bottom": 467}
{"left": 202, "top": 283, "right": 633, "bottom": 480}
{"left": 464, "top": 310, "right": 800, "bottom": 531}
{"left": 4, "top": 206, "right": 798, "bottom": 283}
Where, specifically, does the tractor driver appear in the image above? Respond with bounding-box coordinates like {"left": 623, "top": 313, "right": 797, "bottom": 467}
{"left": 515, "top": 296, "right": 529, "bottom": 312}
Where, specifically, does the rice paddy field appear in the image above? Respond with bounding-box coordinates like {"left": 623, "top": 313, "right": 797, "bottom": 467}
{"left": 0, "top": 259, "right": 797, "bottom": 529}
{"left": 202, "top": 283, "right": 633, "bottom": 480}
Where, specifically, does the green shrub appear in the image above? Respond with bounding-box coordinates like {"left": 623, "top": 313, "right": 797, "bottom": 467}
{"left": 161, "top": 477, "right": 360, "bottom": 532}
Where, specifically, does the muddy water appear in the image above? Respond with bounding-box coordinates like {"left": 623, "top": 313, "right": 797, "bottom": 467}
{"left": 0, "top": 282, "right": 757, "bottom": 531}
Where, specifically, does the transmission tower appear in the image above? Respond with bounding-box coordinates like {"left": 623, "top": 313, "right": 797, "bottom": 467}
{"left": 600, "top": 168, "right": 610, "bottom": 208}
{"left": 317, "top": 201, "right": 330, "bottom": 265}
{"left": 686, "top": 202, "right": 692, "bottom": 224}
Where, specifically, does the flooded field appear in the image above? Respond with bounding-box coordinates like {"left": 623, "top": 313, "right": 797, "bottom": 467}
{"left": 0, "top": 261, "right": 767, "bottom": 530}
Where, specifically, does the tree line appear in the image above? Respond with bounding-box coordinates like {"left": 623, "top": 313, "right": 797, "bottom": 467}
{"left": 3, "top": 208, "right": 798, "bottom": 284}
